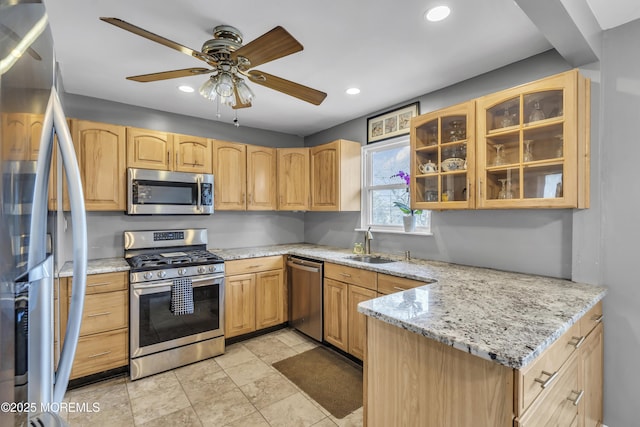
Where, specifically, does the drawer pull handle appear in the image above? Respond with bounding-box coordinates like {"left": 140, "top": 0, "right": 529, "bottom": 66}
{"left": 248, "top": 264, "right": 261, "bottom": 269}
{"left": 592, "top": 314, "right": 604, "bottom": 323}
{"left": 88, "top": 282, "right": 110, "bottom": 287}
{"left": 567, "top": 389, "right": 584, "bottom": 406}
{"left": 87, "top": 311, "right": 112, "bottom": 318}
{"left": 340, "top": 273, "right": 352, "bottom": 278}
{"left": 87, "top": 350, "right": 111, "bottom": 359}
{"left": 534, "top": 370, "right": 558, "bottom": 389}
{"left": 393, "top": 286, "right": 408, "bottom": 291}
{"left": 569, "top": 335, "right": 586, "bottom": 349}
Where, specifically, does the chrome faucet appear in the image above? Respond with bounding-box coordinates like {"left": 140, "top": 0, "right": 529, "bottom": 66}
{"left": 364, "top": 227, "right": 373, "bottom": 255}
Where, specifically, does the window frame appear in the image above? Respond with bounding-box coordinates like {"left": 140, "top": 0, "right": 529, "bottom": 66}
{"left": 359, "top": 135, "right": 431, "bottom": 235}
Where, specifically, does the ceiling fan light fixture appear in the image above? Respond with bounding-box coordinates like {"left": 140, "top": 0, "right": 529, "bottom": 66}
{"left": 221, "top": 92, "right": 236, "bottom": 107}
{"left": 236, "top": 78, "right": 255, "bottom": 104}
{"left": 199, "top": 76, "right": 218, "bottom": 100}
{"left": 215, "top": 72, "right": 234, "bottom": 97}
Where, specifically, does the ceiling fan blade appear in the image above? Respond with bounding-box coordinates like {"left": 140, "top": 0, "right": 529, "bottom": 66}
{"left": 248, "top": 70, "right": 326, "bottom": 105}
{"left": 126, "top": 67, "right": 213, "bottom": 82}
{"left": 100, "top": 17, "right": 216, "bottom": 64}
{"left": 232, "top": 26, "right": 303, "bottom": 68}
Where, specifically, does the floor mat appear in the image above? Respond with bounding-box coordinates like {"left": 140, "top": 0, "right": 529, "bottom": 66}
{"left": 272, "top": 346, "right": 363, "bottom": 419}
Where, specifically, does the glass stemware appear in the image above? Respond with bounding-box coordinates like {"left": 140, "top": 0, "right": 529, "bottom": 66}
{"left": 500, "top": 107, "right": 514, "bottom": 128}
{"left": 554, "top": 134, "right": 563, "bottom": 158}
{"left": 497, "top": 178, "right": 514, "bottom": 199}
{"left": 523, "top": 139, "right": 534, "bottom": 162}
{"left": 494, "top": 144, "right": 506, "bottom": 166}
{"left": 529, "top": 100, "right": 546, "bottom": 122}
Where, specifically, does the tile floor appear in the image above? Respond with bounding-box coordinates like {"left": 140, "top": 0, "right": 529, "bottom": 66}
{"left": 59, "top": 328, "right": 363, "bottom": 427}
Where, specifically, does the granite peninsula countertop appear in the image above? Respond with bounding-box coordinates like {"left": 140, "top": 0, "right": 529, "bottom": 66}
{"left": 60, "top": 243, "right": 606, "bottom": 369}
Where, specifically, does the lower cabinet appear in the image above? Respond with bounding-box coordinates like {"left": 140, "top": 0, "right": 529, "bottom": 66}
{"left": 224, "top": 256, "right": 285, "bottom": 339}
{"left": 323, "top": 263, "right": 377, "bottom": 360}
{"left": 59, "top": 271, "right": 129, "bottom": 380}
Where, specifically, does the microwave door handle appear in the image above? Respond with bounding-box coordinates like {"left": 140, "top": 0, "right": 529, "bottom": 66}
{"left": 50, "top": 87, "right": 88, "bottom": 405}
{"left": 197, "top": 175, "right": 202, "bottom": 212}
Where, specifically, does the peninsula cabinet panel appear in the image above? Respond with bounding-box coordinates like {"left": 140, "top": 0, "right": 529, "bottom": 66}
{"left": 213, "top": 140, "right": 247, "bottom": 210}
{"left": 247, "top": 145, "right": 277, "bottom": 210}
{"left": 126, "top": 127, "right": 172, "bottom": 170}
{"left": 72, "top": 120, "right": 126, "bottom": 210}
{"left": 173, "top": 134, "right": 212, "bottom": 173}
{"left": 277, "top": 147, "right": 310, "bottom": 210}
{"left": 366, "top": 318, "right": 514, "bottom": 427}
{"left": 580, "top": 323, "right": 603, "bottom": 427}
{"left": 310, "top": 139, "right": 361, "bottom": 211}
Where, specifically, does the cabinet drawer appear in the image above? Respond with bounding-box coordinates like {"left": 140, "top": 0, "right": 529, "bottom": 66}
{"left": 377, "top": 273, "right": 428, "bottom": 295}
{"left": 77, "top": 290, "right": 128, "bottom": 336}
{"left": 516, "top": 321, "right": 581, "bottom": 415}
{"left": 226, "top": 255, "right": 284, "bottom": 275}
{"left": 70, "top": 329, "right": 128, "bottom": 379}
{"left": 516, "top": 353, "right": 580, "bottom": 427}
{"left": 579, "top": 301, "right": 603, "bottom": 337}
{"left": 71, "top": 271, "right": 128, "bottom": 295}
{"left": 325, "top": 263, "right": 377, "bottom": 290}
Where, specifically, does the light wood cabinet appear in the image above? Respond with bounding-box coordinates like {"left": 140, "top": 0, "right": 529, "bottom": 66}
{"left": 2, "top": 113, "right": 31, "bottom": 160}
{"left": 213, "top": 140, "right": 247, "bottom": 210}
{"left": 224, "top": 256, "right": 285, "bottom": 338}
{"left": 247, "top": 145, "right": 277, "bottom": 210}
{"left": 72, "top": 120, "right": 126, "bottom": 211}
{"left": 411, "top": 101, "right": 476, "bottom": 209}
{"left": 323, "top": 262, "right": 377, "bottom": 359}
{"left": 173, "top": 133, "right": 212, "bottom": 173}
{"left": 126, "top": 127, "right": 173, "bottom": 170}
{"left": 60, "top": 271, "right": 129, "bottom": 380}
{"left": 365, "top": 299, "right": 604, "bottom": 426}
{"left": 476, "top": 69, "right": 590, "bottom": 209}
{"left": 277, "top": 147, "right": 310, "bottom": 210}
{"left": 377, "top": 273, "right": 427, "bottom": 295}
{"left": 310, "top": 139, "right": 361, "bottom": 211}
{"left": 323, "top": 277, "right": 348, "bottom": 351}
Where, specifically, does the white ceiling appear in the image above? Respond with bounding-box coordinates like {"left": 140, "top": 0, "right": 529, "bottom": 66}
{"left": 42, "top": 0, "right": 639, "bottom": 137}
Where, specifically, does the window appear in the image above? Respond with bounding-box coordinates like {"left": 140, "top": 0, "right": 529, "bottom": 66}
{"left": 360, "top": 136, "right": 431, "bottom": 233}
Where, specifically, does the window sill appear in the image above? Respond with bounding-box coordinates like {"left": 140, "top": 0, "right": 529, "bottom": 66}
{"left": 355, "top": 228, "right": 433, "bottom": 236}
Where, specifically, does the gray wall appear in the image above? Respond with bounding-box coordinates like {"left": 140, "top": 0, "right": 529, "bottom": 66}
{"left": 597, "top": 19, "right": 640, "bottom": 426}
{"left": 304, "top": 50, "right": 577, "bottom": 278}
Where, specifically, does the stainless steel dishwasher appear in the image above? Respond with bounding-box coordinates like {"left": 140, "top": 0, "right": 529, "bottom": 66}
{"left": 287, "top": 256, "right": 323, "bottom": 341}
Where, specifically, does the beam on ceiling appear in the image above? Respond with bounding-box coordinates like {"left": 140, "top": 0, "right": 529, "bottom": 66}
{"left": 515, "top": 0, "right": 602, "bottom": 66}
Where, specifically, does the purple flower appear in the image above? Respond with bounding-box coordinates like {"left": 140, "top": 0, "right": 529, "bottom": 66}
{"left": 391, "top": 170, "right": 411, "bottom": 186}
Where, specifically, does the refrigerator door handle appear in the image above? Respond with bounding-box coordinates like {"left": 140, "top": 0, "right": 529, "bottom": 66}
{"left": 31, "top": 87, "right": 88, "bottom": 406}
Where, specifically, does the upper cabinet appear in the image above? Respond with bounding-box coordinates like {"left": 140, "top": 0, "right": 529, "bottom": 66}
{"left": 246, "top": 145, "right": 277, "bottom": 211}
{"left": 409, "top": 69, "right": 590, "bottom": 211}
{"left": 411, "top": 101, "right": 476, "bottom": 210}
{"left": 476, "top": 70, "right": 589, "bottom": 209}
{"left": 72, "top": 120, "right": 126, "bottom": 211}
{"left": 126, "top": 127, "right": 172, "bottom": 171}
{"left": 213, "top": 140, "right": 247, "bottom": 210}
{"left": 277, "top": 148, "right": 310, "bottom": 211}
{"left": 310, "top": 139, "right": 361, "bottom": 211}
{"left": 173, "top": 134, "right": 213, "bottom": 173}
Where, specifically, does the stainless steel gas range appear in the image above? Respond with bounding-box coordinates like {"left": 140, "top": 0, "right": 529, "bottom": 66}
{"left": 124, "top": 229, "right": 224, "bottom": 380}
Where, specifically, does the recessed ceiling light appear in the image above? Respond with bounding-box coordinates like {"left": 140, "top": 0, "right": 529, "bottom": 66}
{"left": 425, "top": 5, "right": 451, "bottom": 22}
{"left": 178, "top": 85, "right": 194, "bottom": 93}
{"left": 346, "top": 87, "right": 361, "bottom": 95}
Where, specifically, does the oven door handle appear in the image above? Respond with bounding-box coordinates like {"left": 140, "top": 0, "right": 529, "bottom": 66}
{"left": 132, "top": 275, "right": 224, "bottom": 291}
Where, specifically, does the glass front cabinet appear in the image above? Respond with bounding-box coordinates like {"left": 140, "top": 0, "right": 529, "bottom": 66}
{"left": 410, "top": 69, "right": 590, "bottom": 211}
{"left": 410, "top": 101, "right": 476, "bottom": 210}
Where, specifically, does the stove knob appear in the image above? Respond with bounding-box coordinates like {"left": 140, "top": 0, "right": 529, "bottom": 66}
{"left": 198, "top": 266, "right": 206, "bottom": 274}
{"left": 143, "top": 272, "right": 153, "bottom": 280}
{"left": 208, "top": 266, "right": 215, "bottom": 273}
{"left": 178, "top": 268, "right": 187, "bottom": 275}
{"left": 157, "top": 271, "right": 167, "bottom": 279}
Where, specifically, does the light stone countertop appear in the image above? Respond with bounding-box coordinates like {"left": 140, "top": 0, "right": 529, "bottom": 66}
{"left": 60, "top": 243, "right": 606, "bottom": 369}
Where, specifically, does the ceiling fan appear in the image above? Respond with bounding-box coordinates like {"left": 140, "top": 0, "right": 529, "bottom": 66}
{"left": 99, "top": 17, "right": 327, "bottom": 110}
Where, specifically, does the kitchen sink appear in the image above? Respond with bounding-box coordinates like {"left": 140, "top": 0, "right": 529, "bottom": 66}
{"left": 346, "top": 255, "right": 398, "bottom": 264}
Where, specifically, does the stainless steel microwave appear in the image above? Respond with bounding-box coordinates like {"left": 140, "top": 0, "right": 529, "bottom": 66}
{"left": 127, "top": 168, "right": 214, "bottom": 215}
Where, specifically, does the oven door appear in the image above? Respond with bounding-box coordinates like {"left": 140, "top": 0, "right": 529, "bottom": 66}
{"left": 130, "top": 275, "right": 224, "bottom": 358}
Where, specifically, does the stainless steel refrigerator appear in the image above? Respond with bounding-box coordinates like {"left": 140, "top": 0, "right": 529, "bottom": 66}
{"left": 1, "top": 1, "right": 88, "bottom": 425}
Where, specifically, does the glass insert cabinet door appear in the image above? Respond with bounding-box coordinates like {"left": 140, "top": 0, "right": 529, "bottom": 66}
{"left": 476, "top": 70, "right": 589, "bottom": 209}
{"left": 410, "top": 100, "right": 475, "bottom": 210}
